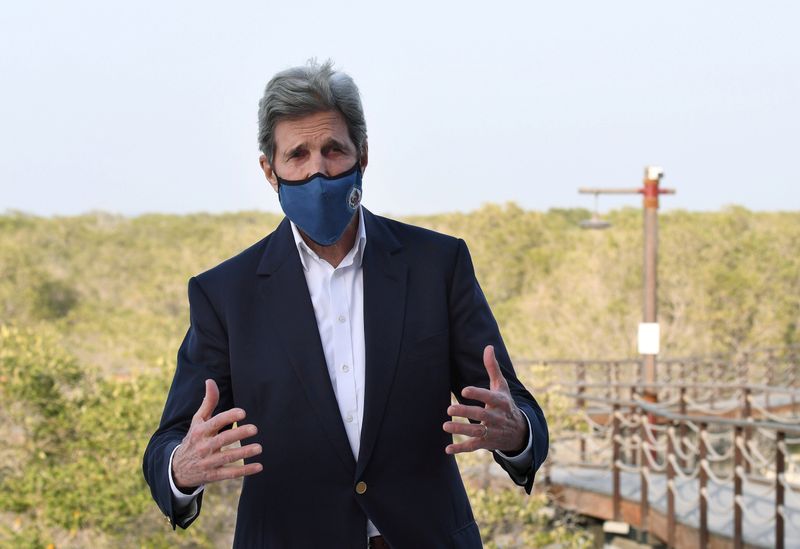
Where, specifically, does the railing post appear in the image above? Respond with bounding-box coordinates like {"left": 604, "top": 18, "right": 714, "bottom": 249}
{"left": 666, "top": 424, "right": 676, "bottom": 548}
{"left": 627, "top": 391, "right": 637, "bottom": 466}
{"left": 699, "top": 422, "right": 709, "bottom": 548}
{"left": 638, "top": 409, "right": 650, "bottom": 544}
{"left": 776, "top": 430, "right": 785, "bottom": 549}
{"left": 679, "top": 387, "right": 687, "bottom": 470}
{"left": 612, "top": 403, "right": 621, "bottom": 521}
{"left": 733, "top": 425, "right": 743, "bottom": 549}
{"left": 577, "top": 362, "right": 586, "bottom": 463}
{"left": 743, "top": 387, "right": 752, "bottom": 474}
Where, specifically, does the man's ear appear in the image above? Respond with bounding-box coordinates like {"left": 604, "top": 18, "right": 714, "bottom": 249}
{"left": 259, "top": 154, "right": 279, "bottom": 193}
{"left": 359, "top": 141, "right": 369, "bottom": 175}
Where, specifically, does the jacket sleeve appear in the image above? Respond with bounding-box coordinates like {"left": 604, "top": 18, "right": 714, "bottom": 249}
{"left": 447, "top": 238, "right": 549, "bottom": 494}
{"left": 142, "top": 276, "right": 234, "bottom": 529}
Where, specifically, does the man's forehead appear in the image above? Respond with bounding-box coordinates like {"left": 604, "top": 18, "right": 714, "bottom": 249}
{"left": 274, "top": 110, "right": 351, "bottom": 149}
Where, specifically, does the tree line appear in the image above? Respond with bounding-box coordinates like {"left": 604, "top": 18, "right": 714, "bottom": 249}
{"left": 1, "top": 204, "right": 796, "bottom": 547}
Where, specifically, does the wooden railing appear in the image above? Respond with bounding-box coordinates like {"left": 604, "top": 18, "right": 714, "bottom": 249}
{"left": 533, "top": 346, "right": 800, "bottom": 548}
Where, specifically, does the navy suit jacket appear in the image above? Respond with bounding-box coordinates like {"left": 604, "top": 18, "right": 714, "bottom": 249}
{"left": 143, "top": 209, "right": 548, "bottom": 548}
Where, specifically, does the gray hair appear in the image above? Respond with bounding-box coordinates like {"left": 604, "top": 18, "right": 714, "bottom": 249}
{"left": 257, "top": 60, "right": 367, "bottom": 164}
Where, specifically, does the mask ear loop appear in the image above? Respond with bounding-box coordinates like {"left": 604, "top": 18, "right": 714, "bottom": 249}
{"left": 270, "top": 150, "right": 283, "bottom": 193}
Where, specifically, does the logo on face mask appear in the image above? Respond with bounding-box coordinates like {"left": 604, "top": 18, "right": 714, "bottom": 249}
{"left": 347, "top": 187, "right": 362, "bottom": 210}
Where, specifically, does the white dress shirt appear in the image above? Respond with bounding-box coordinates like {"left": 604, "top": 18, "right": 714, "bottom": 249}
{"left": 169, "top": 208, "right": 533, "bottom": 538}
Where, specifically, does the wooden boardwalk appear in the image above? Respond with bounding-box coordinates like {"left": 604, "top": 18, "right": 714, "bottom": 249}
{"left": 549, "top": 466, "right": 800, "bottom": 548}
{"left": 528, "top": 349, "right": 800, "bottom": 548}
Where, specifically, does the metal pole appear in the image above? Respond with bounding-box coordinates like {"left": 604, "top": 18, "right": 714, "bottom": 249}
{"left": 580, "top": 168, "right": 674, "bottom": 405}
{"left": 642, "top": 167, "right": 661, "bottom": 404}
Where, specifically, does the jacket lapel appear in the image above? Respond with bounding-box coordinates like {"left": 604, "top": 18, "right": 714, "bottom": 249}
{"left": 256, "top": 218, "right": 356, "bottom": 476}
{"left": 357, "top": 210, "right": 408, "bottom": 478}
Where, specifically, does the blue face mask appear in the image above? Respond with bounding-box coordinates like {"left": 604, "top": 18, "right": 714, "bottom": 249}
{"left": 276, "top": 162, "right": 363, "bottom": 246}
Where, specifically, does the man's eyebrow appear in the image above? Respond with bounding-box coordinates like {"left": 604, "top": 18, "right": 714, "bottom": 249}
{"left": 282, "top": 144, "right": 307, "bottom": 161}
{"left": 322, "top": 137, "right": 351, "bottom": 151}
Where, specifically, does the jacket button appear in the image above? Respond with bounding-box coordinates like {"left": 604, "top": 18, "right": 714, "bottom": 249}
{"left": 355, "top": 481, "right": 367, "bottom": 494}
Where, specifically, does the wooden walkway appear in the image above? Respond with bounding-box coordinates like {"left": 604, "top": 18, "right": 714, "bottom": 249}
{"left": 528, "top": 349, "right": 800, "bottom": 548}
{"left": 548, "top": 466, "right": 800, "bottom": 548}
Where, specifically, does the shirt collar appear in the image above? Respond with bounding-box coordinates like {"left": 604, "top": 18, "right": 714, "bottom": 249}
{"left": 290, "top": 206, "right": 367, "bottom": 271}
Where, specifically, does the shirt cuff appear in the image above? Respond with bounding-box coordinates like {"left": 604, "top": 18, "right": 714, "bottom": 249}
{"left": 494, "top": 411, "right": 533, "bottom": 471}
{"left": 169, "top": 444, "right": 204, "bottom": 515}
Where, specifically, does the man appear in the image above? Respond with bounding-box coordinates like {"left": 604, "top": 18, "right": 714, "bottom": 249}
{"left": 143, "top": 60, "right": 548, "bottom": 548}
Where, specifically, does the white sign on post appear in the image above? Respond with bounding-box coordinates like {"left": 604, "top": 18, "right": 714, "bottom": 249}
{"left": 638, "top": 323, "right": 660, "bottom": 355}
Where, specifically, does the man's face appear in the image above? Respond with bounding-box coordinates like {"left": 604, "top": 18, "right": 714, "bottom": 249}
{"left": 260, "top": 110, "right": 367, "bottom": 192}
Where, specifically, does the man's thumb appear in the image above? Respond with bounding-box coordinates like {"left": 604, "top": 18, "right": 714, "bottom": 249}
{"left": 483, "top": 345, "right": 503, "bottom": 385}
{"left": 196, "top": 378, "right": 219, "bottom": 421}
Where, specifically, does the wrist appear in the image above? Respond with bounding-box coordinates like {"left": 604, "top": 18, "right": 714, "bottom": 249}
{"left": 172, "top": 466, "right": 200, "bottom": 493}
{"left": 173, "top": 471, "right": 199, "bottom": 494}
{"left": 171, "top": 446, "right": 198, "bottom": 493}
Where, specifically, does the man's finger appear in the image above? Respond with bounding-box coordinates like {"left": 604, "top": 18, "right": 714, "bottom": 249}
{"left": 205, "top": 462, "right": 264, "bottom": 483}
{"left": 447, "top": 404, "right": 488, "bottom": 423}
{"left": 207, "top": 443, "right": 263, "bottom": 468}
{"left": 445, "top": 438, "right": 484, "bottom": 455}
{"left": 204, "top": 407, "right": 246, "bottom": 435}
{"left": 461, "top": 386, "right": 504, "bottom": 407}
{"left": 212, "top": 423, "right": 259, "bottom": 450}
{"left": 442, "top": 421, "right": 487, "bottom": 439}
{"left": 194, "top": 379, "right": 220, "bottom": 422}
{"left": 483, "top": 345, "right": 506, "bottom": 388}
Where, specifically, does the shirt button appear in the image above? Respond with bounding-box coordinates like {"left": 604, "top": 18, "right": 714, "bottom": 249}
{"left": 345, "top": 413, "right": 353, "bottom": 423}
{"left": 341, "top": 364, "right": 350, "bottom": 373}
{"left": 355, "top": 481, "right": 367, "bottom": 494}
{"left": 338, "top": 314, "right": 346, "bottom": 323}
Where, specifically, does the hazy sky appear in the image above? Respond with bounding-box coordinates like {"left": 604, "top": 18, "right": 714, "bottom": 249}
{"left": 1, "top": 1, "right": 798, "bottom": 216}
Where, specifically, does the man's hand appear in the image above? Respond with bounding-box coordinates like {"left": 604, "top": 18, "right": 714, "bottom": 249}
{"left": 443, "top": 345, "right": 528, "bottom": 455}
{"left": 172, "top": 379, "right": 263, "bottom": 490}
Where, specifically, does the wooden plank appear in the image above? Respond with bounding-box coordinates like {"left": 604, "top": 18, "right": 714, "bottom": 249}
{"left": 549, "top": 483, "right": 766, "bottom": 549}
{"left": 549, "top": 484, "right": 613, "bottom": 521}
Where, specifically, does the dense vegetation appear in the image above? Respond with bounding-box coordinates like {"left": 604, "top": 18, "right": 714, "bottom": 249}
{"left": 1, "top": 205, "right": 797, "bottom": 547}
